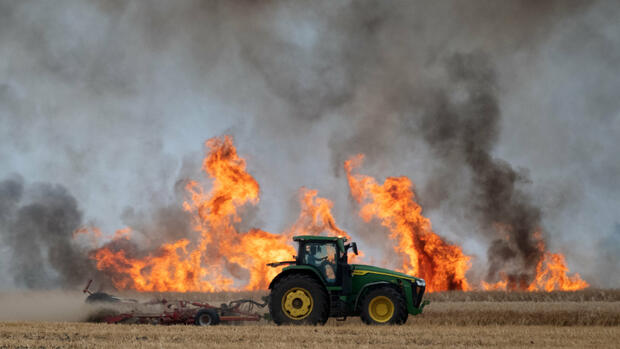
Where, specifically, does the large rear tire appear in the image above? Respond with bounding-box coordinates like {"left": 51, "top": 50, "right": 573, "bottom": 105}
{"left": 360, "top": 287, "right": 407, "bottom": 325}
{"left": 269, "top": 274, "right": 328, "bottom": 325}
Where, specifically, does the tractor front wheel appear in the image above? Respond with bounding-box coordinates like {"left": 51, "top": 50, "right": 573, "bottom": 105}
{"left": 360, "top": 287, "right": 407, "bottom": 325}
{"left": 269, "top": 274, "right": 328, "bottom": 325}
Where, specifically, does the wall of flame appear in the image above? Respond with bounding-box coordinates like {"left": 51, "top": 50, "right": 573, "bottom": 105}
{"left": 84, "top": 136, "right": 588, "bottom": 292}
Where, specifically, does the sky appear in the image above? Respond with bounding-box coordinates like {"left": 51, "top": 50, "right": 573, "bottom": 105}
{"left": 0, "top": 0, "right": 618, "bottom": 288}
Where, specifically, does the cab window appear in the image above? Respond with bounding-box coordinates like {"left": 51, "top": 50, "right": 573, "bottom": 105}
{"left": 303, "top": 242, "right": 337, "bottom": 283}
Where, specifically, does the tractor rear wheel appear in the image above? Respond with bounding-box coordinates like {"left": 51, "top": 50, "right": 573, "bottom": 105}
{"left": 269, "top": 274, "right": 328, "bottom": 325}
{"left": 194, "top": 309, "right": 220, "bottom": 326}
{"left": 360, "top": 287, "right": 407, "bottom": 325}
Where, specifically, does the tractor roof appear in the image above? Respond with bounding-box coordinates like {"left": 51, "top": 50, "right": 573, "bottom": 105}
{"left": 292, "top": 235, "right": 347, "bottom": 242}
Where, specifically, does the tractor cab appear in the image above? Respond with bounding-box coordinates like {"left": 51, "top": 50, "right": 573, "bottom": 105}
{"left": 293, "top": 235, "right": 356, "bottom": 287}
{"left": 267, "top": 235, "right": 428, "bottom": 325}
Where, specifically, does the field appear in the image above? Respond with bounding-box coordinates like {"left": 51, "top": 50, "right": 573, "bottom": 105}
{"left": 1, "top": 289, "right": 619, "bottom": 348}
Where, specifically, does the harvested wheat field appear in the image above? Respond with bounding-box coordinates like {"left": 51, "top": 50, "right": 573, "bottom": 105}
{"left": 0, "top": 322, "right": 618, "bottom": 349}
{"left": 1, "top": 289, "right": 619, "bottom": 348}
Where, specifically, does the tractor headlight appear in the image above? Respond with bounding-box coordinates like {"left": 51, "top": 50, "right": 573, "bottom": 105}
{"left": 415, "top": 279, "right": 425, "bottom": 287}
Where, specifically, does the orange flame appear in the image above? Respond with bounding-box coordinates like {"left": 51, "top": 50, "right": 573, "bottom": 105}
{"left": 481, "top": 274, "right": 508, "bottom": 291}
{"left": 90, "top": 135, "right": 294, "bottom": 291}
{"left": 286, "top": 188, "right": 349, "bottom": 239}
{"left": 527, "top": 251, "right": 589, "bottom": 291}
{"left": 481, "top": 232, "right": 589, "bottom": 291}
{"left": 527, "top": 232, "right": 588, "bottom": 291}
{"left": 86, "top": 135, "right": 587, "bottom": 293}
{"left": 344, "top": 154, "right": 471, "bottom": 292}
{"left": 284, "top": 188, "right": 364, "bottom": 262}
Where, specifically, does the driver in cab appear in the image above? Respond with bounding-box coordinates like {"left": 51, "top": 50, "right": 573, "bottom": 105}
{"left": 304, "top": 243, "right": 336, "bottom": 282}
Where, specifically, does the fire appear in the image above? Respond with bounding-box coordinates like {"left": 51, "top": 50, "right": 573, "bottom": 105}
{"left": 85, "top": 135, "right": 587, "bottom": 293}
{"left": 344, "top": 154, "right": 471, "bottom": 292}
{"left": 88, "top": 136, "right": 357, "bottom": 292}
{"left": 92, "top": 238, "right": 211, "bottom": 292}
{"left": 284, "top": 188, "right": 363, "bottom": 262}
{"left": 481, "top": 275, "right": 508, "bottom": 291}
{"left": 90, "top": 135, "right": 294, "bottom": 291}
{"left": 482, "top": 232, "right": 588, "bottom": 291}
{"left": 527, "top": 232, "right": 589, "bottom": 291}
{"left": 286, "top": 188, "right": 349, "bottom": 239}
{"left": 528, "top": 251, "right": 589, "bottom": 291}
{"left": 224, "top": 229, "right": 296, "bottom": 290}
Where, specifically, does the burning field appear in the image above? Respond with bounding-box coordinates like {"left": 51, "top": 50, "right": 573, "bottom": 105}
{"left": 70, "top": 135, "right": 587, "bottom": 294}
{"left": 1, "top": 0, "right": 614, "bottom": 298}
{"left": 1, "top": 134, "right": 610, "bottom": 347}
{"left": 1, "top": 0, "right": 620, "bottom": 348}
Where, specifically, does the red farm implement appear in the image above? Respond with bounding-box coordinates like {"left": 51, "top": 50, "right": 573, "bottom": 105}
{"left": 82, "top": 280, "right": 268, "bottom": 326}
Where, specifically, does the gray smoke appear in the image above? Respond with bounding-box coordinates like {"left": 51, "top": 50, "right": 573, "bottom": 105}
{"left": 0, "top": 173, "right": 195, "bottom": 290}
{"left": 417, "top": 52, "right": 545, "bottom": 287}
{"left": 1, "top": 0, "right": 619, "bottom": 289}
{"left": 0, "top": 176, "right": 98, "bottom": 288}
{"left": 320, "top": 1, "right": 620, "bottom": 285}
{"left": 596, "top": 223, "right": 620, "bottom": 288}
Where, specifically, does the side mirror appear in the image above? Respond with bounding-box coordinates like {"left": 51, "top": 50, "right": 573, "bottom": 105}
{"left": 351, "top": 242, "right": 358, "bottom": 256}
{"left": 344, "top": 242, "right": 359, "bottom": 256}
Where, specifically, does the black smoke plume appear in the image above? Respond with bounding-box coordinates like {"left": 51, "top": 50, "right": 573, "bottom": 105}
{"left": 0, "top": 175, "right": 99, "bottom": 288}
{"left": 419, "top": 52, "right": 545, "bottom": 287}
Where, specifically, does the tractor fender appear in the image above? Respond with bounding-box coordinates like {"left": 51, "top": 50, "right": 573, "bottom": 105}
{"left": 353, "top": 281, "right": 400, "bottom": 311}
{"left": 268, "top": 266, "right": 326, "bottom": 290}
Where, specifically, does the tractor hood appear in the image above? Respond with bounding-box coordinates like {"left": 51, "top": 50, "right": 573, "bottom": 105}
{"left": 350, "top": 264, "right": 425, "bottom": 286}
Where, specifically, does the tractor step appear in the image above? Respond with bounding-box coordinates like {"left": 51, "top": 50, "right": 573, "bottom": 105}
{"left": 329, "top": 295, "right": 348, "bottom": 317}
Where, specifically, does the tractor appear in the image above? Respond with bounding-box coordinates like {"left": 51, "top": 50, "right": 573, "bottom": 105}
{"left": 267, "top": 235, "right": 429, "bottom": 325}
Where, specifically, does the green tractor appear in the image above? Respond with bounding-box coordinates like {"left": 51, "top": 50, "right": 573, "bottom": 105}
{"left": 267, "top": 235, "right": 429, "bottom": 325}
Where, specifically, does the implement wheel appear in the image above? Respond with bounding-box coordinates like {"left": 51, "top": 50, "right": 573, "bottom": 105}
{"left": 269, "top": 274, "right": 328, "bottom": 325}
{"left": 360, "top": 287, "right": 407, "bottom": 325}
{"left": 195, "top": 309, "right": 220, "bottom": 326}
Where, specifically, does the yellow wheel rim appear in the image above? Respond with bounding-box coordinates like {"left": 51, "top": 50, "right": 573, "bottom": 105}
{"left": 368, "top": 296, "right": 394, "bottom": 323}
{"left": 281, "top": 287, "right": 314, "bottom": 320}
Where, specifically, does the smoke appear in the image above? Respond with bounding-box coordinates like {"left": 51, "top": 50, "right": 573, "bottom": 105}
{"left": 319, "top": 1, "right": 619, "bottom": 285}
{"left": 416, "top": 52, "right": 545, "bottom": 286}
{"left": 597, "top": 223, "right": 620, "bottom": 288}
{"left": 0, "top": 291, "right": 92, "bottom": 322}
{"left": 1, "top": 0, "right": 619, "bottom": 289}
{"left": 0, "top": 176, "right": 98, "bottom": 288}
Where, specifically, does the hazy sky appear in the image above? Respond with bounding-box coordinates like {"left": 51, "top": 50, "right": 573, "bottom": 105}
{"left": 1, "top": 0, "right": 618, "bottom": 288}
